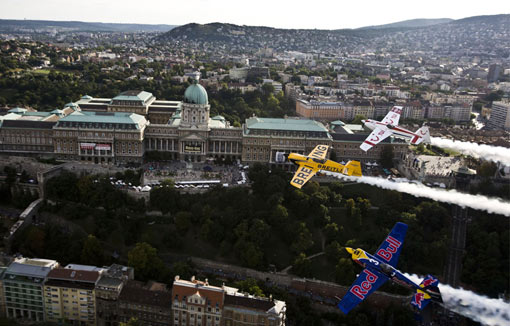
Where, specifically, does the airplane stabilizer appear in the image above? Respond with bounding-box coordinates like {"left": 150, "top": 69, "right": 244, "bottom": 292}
{"left": 342, "top": 161, "right": 362, "bottom": 177}
{"left": 411, "top": 274, "right": 442, "bottom": 311}
{"left": 411, "top": 126, "right": 431, "bottom": 145}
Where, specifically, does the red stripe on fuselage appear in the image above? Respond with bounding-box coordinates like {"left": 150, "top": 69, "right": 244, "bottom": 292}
{"left": 392, "top": 126, "right": 415, "bottom": 135}
{"left": 364, "top": 140, "right": 376, "bottom": 146}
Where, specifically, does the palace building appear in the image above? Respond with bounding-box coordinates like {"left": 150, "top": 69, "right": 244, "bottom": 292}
{"left": 0, "top": 78, "right": 409, "bottom": 165}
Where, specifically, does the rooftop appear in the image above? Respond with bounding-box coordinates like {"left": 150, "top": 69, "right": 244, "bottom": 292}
{"left": 57, "top": 111, "right": 147, "bottom": 128}
{"left": 113, "top": 90, "right": 154, "bottom": 103}
{"left": 47, "top": 268, "right": 100, "bottom": 283}
{"left": 4, "top": 258, "right": 58, "bottom": 279}
{"left": 172, "top": 278, "right": 224, "bottom": 308}
{"left": 119, "top": 280, "right": 172, "bottom": 308}
{"left": 224, "top": 294, "right": 285, "bottom": 315}
{"left": 245, "top": 117, "right": 329, "bottom": 133}
{"left": 96, "top": 275, "right": 124, "bottom": 289}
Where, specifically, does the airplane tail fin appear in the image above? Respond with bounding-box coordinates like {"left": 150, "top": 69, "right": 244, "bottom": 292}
{"left": 412, "top": 126, "right": 431, "bottom": 145}
{"left": 342, "top": 161, "right": 362, "bottom": 177}
{"left": 411, "top": 274, "right": 442, "bottom": 311}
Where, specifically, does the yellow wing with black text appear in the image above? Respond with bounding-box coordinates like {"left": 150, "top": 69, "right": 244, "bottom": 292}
{"left": 290, "top": 164, "right": 317, "bottom": 189}
{"left": 308, "top": 145, "right": 329, "bottom": 161}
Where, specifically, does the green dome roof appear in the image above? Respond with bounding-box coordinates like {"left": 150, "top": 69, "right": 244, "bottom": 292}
{"left": 184, "top": 80, "right": 208, "bottom": 105}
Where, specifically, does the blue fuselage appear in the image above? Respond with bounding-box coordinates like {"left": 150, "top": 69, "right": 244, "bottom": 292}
{"left": 356, "top": 251, "right": 421, "bottom": 292}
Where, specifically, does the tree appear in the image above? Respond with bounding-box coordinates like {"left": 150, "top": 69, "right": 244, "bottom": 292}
{"left": 128, "top": 242, "right": 165, "bottom": 281}
{"left": 174, "top": 211, "right": 192, "bottom": 233}
{"left": 478, "top": 161, "right": 497, "bottom": 178}
{"left": 235, "top": 278, "right": 264, "bottom": 297}
{"left": 352, "top": 114, "right": 367, "bottom": 124}
{"left": 292, "top": 253, "right": 312, "bottom": 277}
{"left": 291, "top": 223, "right": 314, "bottom": 253}
{"left": 261, "top": 83, "right": 275, "bottom": 96}
{"left": 380, "top": 145, "right": 394, "bottom": 168}
{"left": 81, "top": 234, "right": 105, "bottom": 266}
{"left": 335, "top": 257, "right": 356, "bottom": 284}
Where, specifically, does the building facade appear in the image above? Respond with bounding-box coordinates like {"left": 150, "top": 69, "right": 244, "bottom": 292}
{"left": 44, "top": 268, "right": 100, "bottom": 326}
{"left": 223, "top": 294, "right": 285, "bottom": 326}
{"left": 52, "top": 111, "right": 148, "bottom": 164}
{"left": 487, "top": 101, "right": 510, "bottom": 130}
{"left": 242, "top": 117, "right": 332, "bottom": 165}
{"left": 171, "top": 276, "right": 286, "bottom": 326}
{"left": 0, "top": 81, "right": 411, "bottom": 166}
{"left": 118, "top": 280, "right": 172, "bottom": 326}
{"left": 172, "top": 277, "right": 224, "bottom": 326}
{"left": 2, "top": 258, "right": 59, "bottom": 322}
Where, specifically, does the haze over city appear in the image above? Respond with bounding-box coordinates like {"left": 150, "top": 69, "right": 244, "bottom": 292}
{"left": 1, "top": 0, "right": 508, "bottom": 29}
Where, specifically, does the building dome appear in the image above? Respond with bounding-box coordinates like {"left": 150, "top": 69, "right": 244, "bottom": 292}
{"left": 184, "top": 79, "right": 208, "bottom": 105}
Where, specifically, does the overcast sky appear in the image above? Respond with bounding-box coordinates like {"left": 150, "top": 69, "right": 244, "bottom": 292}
{"left": 1, "top": 0, "right": 508, "bottom": 29}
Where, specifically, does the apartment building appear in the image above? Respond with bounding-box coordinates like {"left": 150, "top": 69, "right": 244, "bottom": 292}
{"left": 118, "top": 280, "right": 172, "bottom": 326}
{"left": 487, "top": 101, "right": 510, "bottom": 130}
{"left": 172, "top": 277, "right": 224, "bottom": 326}
{"left": 2, "top": 258, "right": 59, "bottom": 322}
{"left": 44, "top": 268, "right": 100, "bottom": 325}
{"left": 223, "top": 294, "right": 285, "bottom": 326}
{"left": 172, "top": 276, "right": 287, "bottom": 326}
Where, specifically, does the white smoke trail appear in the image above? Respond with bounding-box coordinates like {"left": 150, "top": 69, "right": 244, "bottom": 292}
{"left": 323, "top": 173, "right": 510, "bottom": 217}
{"left": 431, "top": 137, "right": 510, "bottom": 165}
{"left": 405, "top": 273, "right": 510, "bottom": 326}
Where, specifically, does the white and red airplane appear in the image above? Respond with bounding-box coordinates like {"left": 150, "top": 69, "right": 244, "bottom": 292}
{"left": 360, "top": 106, "right": 431, "bottom": 152}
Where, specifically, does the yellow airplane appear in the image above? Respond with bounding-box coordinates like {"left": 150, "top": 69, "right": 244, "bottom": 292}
{"left": 288, "top": 144, "right": 362, "bottom": 189}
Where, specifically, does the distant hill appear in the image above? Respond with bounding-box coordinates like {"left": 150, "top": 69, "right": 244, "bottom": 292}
{"left": 156, "top": 14, "right": 510, "bottom": 54}
{"left": 357, "top": 18, "right": 453, "bottom": 30}
{"left": 0, "top": 19, "right": 176, "bottom": 33}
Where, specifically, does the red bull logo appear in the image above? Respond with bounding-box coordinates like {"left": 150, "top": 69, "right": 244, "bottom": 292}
{"left": 421, "top": 276, "right": 437, "bottom": 288}
{"left": 350, "top": 269, "right": 379, "bottom": 300}
{"left": 413, "top": 292, "right": 426, "bottom": 308}
{"left": 377, "top": 236, "right": 401, "bottom": 262}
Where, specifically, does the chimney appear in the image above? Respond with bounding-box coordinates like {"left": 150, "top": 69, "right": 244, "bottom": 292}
{"left": 191, "top": 275, "right": 195, "bottom": 283}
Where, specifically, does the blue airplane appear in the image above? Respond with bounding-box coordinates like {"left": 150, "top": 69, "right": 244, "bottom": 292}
{"left": 338, "top": 222, "right": 443, "bottom": 314}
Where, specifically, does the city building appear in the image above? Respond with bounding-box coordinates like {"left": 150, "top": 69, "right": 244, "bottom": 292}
{"left": 2, "top": 258, "right": 59, "bottom": 321}
{"left": 171, "top": 276, "right": 287, "bottom": 326}
{"left": 44, "top": 268, "right": 101, "bottom": 325}
{"left": 229, "top": 67, "right": 249, "bottom": 80}
{"left": 487, "top": 64, "right": 502, "bottom": 83}
{"left": 444, "top": 104, "right": 472, "bottom": 122}
{"left": 76, "top": 92, "right": 181, "bottom": 123}
{"left": 0, "top": 267, "right": 6, "bottom": 317}
{"left": 223, "top": 294, "right": 286, "bottom": 326}
{"left": 172, "top": 276, "right": 224, "bottom": 326}
{"left": 0, "top": 109, "right": 62, "bottom": 156}
{"left": 0, "top": 80, "right": 411, "bottom": 166}
{"left": 487, "top": 101, "right": 510, "bottom": 130}
{"left": 296, "top": 99, "right": 353, "bottom": 121}
{"left": 95, "top": 264, "right": 134, "bottom": 326}
{"left": 118, "top": 280, "right": 172, "bottom": 326}
{"left": 145, "top": 79, "right": 243, "bottom": 162}
{"left": 242, "top": 117, "right": 332, "bottom": 165}
{"left": 52, "top": 111, "right": 149, "bottom": 164}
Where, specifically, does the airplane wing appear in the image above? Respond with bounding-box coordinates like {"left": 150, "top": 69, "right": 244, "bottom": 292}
{"left": 374, "top": 222, "right": 408, "bottom": 267}
{"left": 290, "top": 164, "right": 317, "bottom": 189}
{"left": 360, "top": 127, "right": 393, "bottom": 152}
{"left": 337, "top": 269, "right": 389, "bottom": 314}
{"left": 381, "top": 106, "right": 402, "bottom": 126}
{"left": 308, "top": 144, "right": 329, "bottom": 161}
